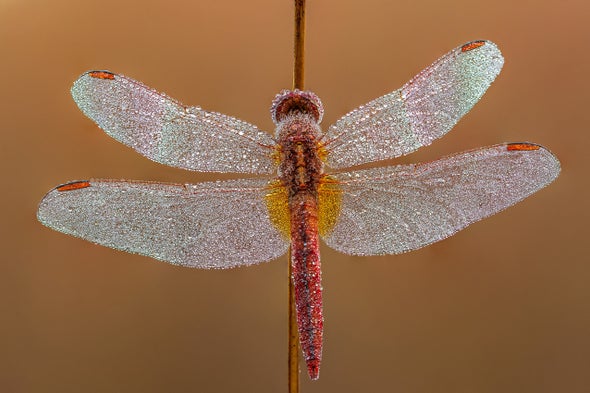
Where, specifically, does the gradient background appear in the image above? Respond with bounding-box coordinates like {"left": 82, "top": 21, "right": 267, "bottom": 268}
{"left": 2, "top": 0, "right": 588, "bottom": 392}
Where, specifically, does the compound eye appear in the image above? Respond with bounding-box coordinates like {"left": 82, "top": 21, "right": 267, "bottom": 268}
{"left": 271, "top": 89, "right": 324, "bottom": 124}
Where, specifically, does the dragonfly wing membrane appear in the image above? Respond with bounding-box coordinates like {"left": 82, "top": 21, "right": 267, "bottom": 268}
{"left": 323, "top": 143, "right": 560, "bottom": 255}
{"left": 37, "top": 178, "right": 289, "bottom": 268}
{"left": 323, "top": 40, "right": 504, "bottom": 168}
{"left": 72, "top": 71, "right": 277, "bottom": 174}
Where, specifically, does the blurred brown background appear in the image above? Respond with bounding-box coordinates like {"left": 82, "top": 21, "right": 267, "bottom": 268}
{"left": 1, "top": 0, "right": 588, "bottom": 392}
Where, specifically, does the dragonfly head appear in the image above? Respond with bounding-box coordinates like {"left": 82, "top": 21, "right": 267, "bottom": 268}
{"left": 271, "top": 89, "right": 324, "bottom": 125}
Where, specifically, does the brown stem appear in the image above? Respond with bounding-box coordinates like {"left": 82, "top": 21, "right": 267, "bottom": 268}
{"left": 293, "top": 0, "right": 306, "bottom": 90}
{"left": 289, "top": 3, "right": 305, "bottom": 392}
{"left": 288, "top": 248, "right": 299, "bottom": 393}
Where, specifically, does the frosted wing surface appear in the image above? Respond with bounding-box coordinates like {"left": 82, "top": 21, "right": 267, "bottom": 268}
{"left": 323, "top": 144, "right": 560, "bottom": 255}
{"left": 71, "top": 71, "right": 277, "bottom": 174}
{"left": 323, "top": 40, "right": 504, "bottom": 169}
{"left": 37, "top": 178, "right": 289, "bottom": 268}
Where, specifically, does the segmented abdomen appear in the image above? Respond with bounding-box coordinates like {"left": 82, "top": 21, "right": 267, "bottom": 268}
{"left": 289, "top": 190, "right": 323, "bottom": 380}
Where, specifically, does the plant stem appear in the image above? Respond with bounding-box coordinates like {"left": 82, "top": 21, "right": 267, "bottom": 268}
{"left": 293, "top": 0, "right": 306, "bottom": 90}
{"left": 288, "top": 249, "right": 299, "bottom": 393}
{"left": 289, "top": 3, "right": 305, "bottom": 393}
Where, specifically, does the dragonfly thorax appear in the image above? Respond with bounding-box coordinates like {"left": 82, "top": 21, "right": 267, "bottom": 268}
{"left": 276, "top": 114, "right": 325, "bottom": 198}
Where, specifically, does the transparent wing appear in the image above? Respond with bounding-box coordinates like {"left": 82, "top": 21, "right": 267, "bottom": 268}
{"left": 71, "top": 71, "right": 277, "bottom": 174}
{"left": 323, "top": 40, "right": 504, "bottom": 169}
{"left": 37, "top": 178, "right": 289, "bottom": 268}
{"left": 323, "top": 143, "right": 560, "bottom": 255}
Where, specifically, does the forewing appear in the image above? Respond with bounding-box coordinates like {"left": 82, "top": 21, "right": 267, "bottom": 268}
{"left": 323, "top": 143, "right": 560, "bottom": 255}
{"left": 323, "top": 40, "right": 504, "bottom": 168}
{"left": 71, "top": 71, "right": 277, "bottom": 174}
{"left": 37, "top": 178, "right": 289, "bottom": 268}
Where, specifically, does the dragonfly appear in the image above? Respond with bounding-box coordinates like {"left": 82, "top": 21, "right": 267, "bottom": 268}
{"left": 37, "top": 40, "right": 560, "bottom": 380}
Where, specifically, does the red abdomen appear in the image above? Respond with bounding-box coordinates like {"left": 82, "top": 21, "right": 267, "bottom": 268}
{"left": 289, "top": 191, "right": 323, "bottom": 379}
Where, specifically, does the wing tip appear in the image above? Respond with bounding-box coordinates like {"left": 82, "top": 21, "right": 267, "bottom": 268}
{"left": 459, "top": 39, "right": 504, "bottom": 71}
{"left": 71, "top": 70, "right": 116, "bottom": 96}
{"left": 37, "top": 180, "right": 92, "bottom": 222}
{"left": 505, "top": 142, "right": 561, "bottom": 184}
{"left": 72, "top": 70, "right": 116, "bottom": 87}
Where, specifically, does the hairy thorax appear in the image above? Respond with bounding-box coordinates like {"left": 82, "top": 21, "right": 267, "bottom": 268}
{"left": 276, "top": 114, "right": 325, "bottom": 199}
